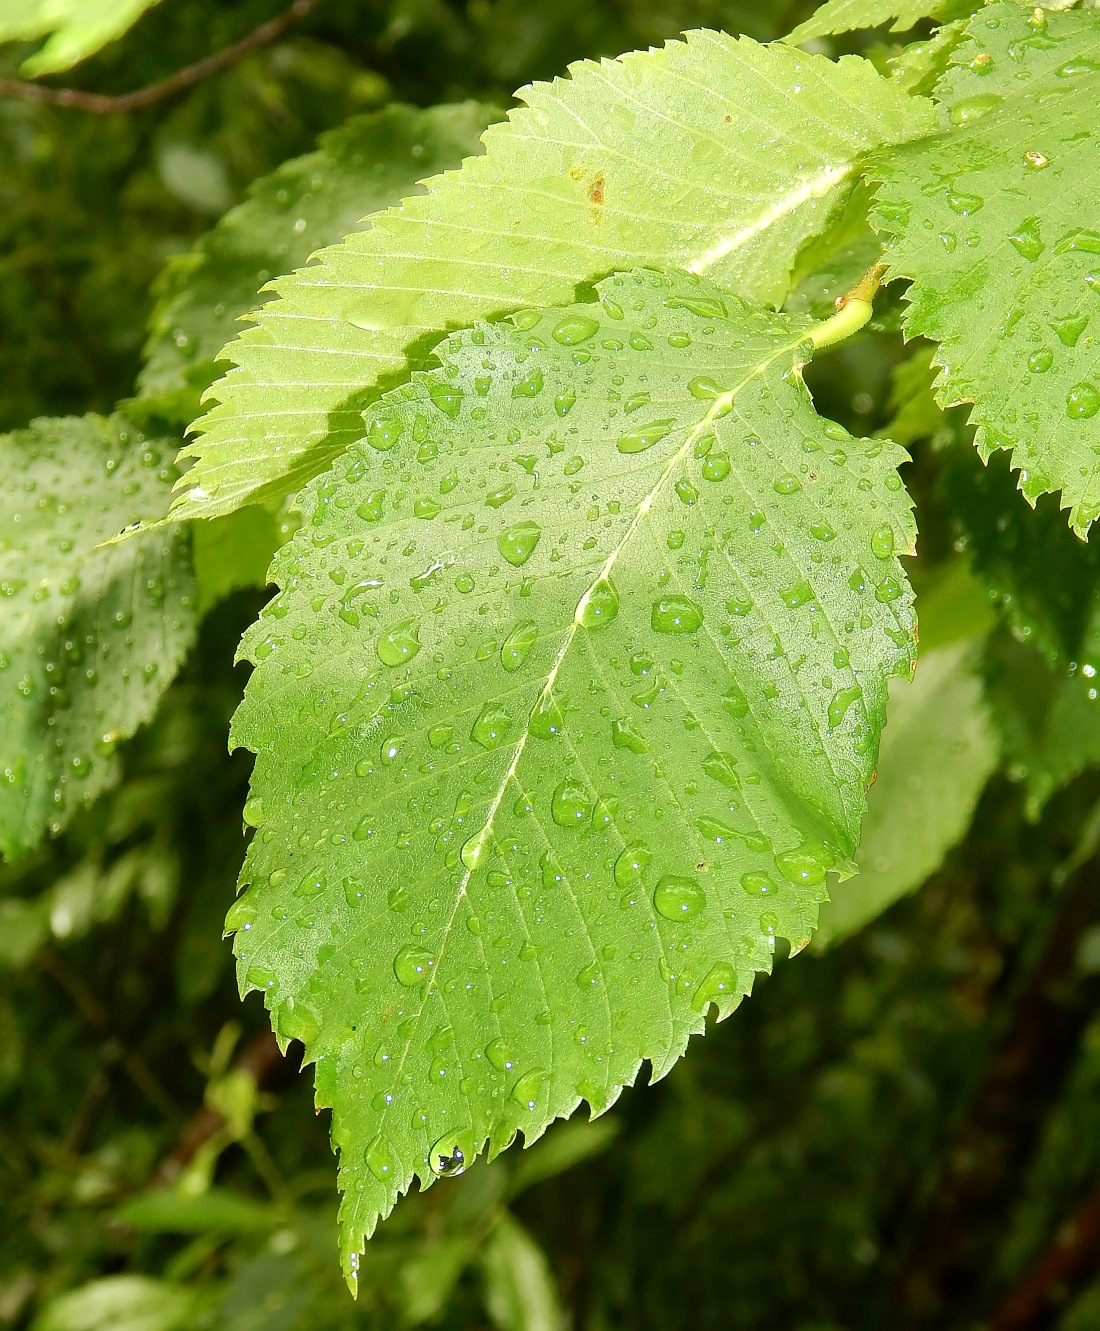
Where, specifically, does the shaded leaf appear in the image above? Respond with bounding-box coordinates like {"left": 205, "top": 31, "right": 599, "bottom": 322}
{"left": 173, "top": 32, "right": 933, "bottom": 524}
{"left": 228, "top": 269, "right": 916, "bottom": 1272}
{"left": 0, "top": 416, "right": 195, "bottom": 860}
{"left": 138, "top": 102, "right": 501, "bottom": 428}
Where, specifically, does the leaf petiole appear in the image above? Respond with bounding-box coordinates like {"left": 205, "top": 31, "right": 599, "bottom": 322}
{"left": 808, "top": 261, "right": 887, "bottom": 352}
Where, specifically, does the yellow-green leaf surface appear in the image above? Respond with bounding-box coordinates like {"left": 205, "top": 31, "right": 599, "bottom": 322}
{"left": 138, "top": 103, "right": 500, "bottom": 428}
{"left": 815, "top": 636, "right": 997, "bottom": 947}
{"left": 173, "top": 32, "right": 933, "bottom": 525}
{"left": 0, "top": 0, "right": 160, "bottom": 76}
{"left": 788, "top": 0, "right": 948, "bottom": 44}
{"left": 229, "top": 269, "right": 916, "bottom": 1274}
{"left": 0, "top": 416, "right": 195, "bottom": 860}
{"left": 870, "top": 2, "right": 1100, "bottom": 533}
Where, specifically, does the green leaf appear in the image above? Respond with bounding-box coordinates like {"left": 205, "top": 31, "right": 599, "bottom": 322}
{"left": 815, "top": 635, "right": 997, "bottom": 947}
{"left": 173, "top": 33, "right": 933, "bottom": 525}
{"left": 869, "top": 1, "right": 1100, "bottom": 534}
{"left": 0, "top": 0, "right": 160, "bottom": 77}
{"left": 229, "top": 268, "right": 916, "bottom": 1274}
{"left": 138, "top": 103, "right": 502, "bottom": 428}
{"left": 940, "top": 443, "right": 1100, "bottom": 663}
{"left": 988, "top": 613, "right": 1100, "bottom": 817}
{"left": 0, "top": 415, "right": 195, "bottom": 860}
{"left": 481, "top": 1214, "right": 563, "bottom": 1331}
{"left": 787, "top": 0, "right": 948, "bottom": 44}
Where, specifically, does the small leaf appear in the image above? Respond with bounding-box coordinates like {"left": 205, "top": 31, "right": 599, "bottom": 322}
{"left": 0, "top": 415, "right": 195, "bottom": 860}
{"left": 173, "top": 33, "right": 933, "bottom": 524}
{"left": 869, "top": 2, "right": 1100, "bottom": 534}
{"left": 0, "top": 0, "right": 161, "bottom": 77}
{"left": 230, "top": 268, "right": 916, "bottom": 1274}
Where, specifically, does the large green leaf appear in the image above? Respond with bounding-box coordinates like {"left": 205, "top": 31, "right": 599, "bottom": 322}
{"left": 138, "top": 103, "right": 501, "bottom": 428}
{"left": 0, "top": 415, "right": 195, "bottom": 860}
{"left": 870, "top": 2, "right": 1100, "bottom": 534}
{"left": 815, "top": 635, "right": 997, "bottom": 947}
{"left": 788, "top": 0, "right": 948, "bottom": 44}
{"left": 228, "top": 268, "right": 916, "bottom": 1275}
{"left": 0, "top": 0, "right": 160, "bottom": 76}
{"left": 172, "top": 32, "right": 933, "bottom": 525}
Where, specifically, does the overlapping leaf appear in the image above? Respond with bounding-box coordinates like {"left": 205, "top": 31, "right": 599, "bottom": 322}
{"left": 870, "top": 1, "right": 1100, "bottom": 533}
{"left": 228, "top": 269, "right": 916, "bottom": 1274}
{"left": 815, "top": 636, "right": 996, "bottom": 946}
{"left": 172, "top": 32, "right": 933, "bottom": 525}
{"left": 0, "top": 415, "right": 195, "bottom": 859}
{"left": 138, "top": 103, "right": 500, "bottom": 428}
{"left": 788, "top": 0, "right": 949, "bottom": 44}
{"left": 0, "top": 0, "right": 160, "bottom": 76}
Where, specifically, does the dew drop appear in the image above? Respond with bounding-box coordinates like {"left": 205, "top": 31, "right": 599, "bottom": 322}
{"left": 501, "top": 620, "right": 538, "bottom": 672}
{"left": 428, "top": 1136, "right": 468, "bottom": 1177}
{"left": 653, "top": 875, "right": 706, "bottom": 922}
{"left": 498, "top": 520, "right": 542, "bottom": 567}
{"left": 611, "top": 717, "right": 648, "bottom": 753}
{"left": 552, "top": 780, "right": 591, "bottom": 827}
{"left": 702, "top": 750, "right": 740, "bottom": 790}
{"left": 828, "top": 685, "right": 861, "bottom": 729}
{"left": 687, "top": 376, "right": 724, "bottom": 399}
{"left": 615, "top": 844, "right": 651, "bottom": 889}
{"left": 652, "top": 595, "right": 703, "bottom": 633}
{"left": 1008, "top": 218, "right": 1045, "bottom": 262}
{"left": 470, "top": 704, "right": 512, "bottom": 749}
{"left": 1028, "top": 349, "right": 1053, "bottom": 373}
{"left": 692, "top": 960, "right": 738, "bottom": 1011}
{"left": 512, "top": 368, "right": 544, "bottom": 398}
{"left": 950, "top": 93, "right": 1003, "bottom": 125}
{"left": 870, "top": 524, "right": 894, "bottom": 559}
{"left": 701, "top": 452, "right": 731, "bottom": 482}
{"left": 394, "top": 944, "right": 435, "bottom": 986}
{"left": 377, "top": 618, "right": 422, "bottom": 667}
{"left": 741, "top": 872, "right": 778, "bottom": 896}
{"left": 512, "top": 1069, "right": 548, "bottom": 1109}
{"left": 366, "top": 414, "right": 403, "bottom": 451}
{"left": 947, "top": 191, "right": 984, "bottom": 215}
{"left": 617, "top": 419, "right": 675, "bottom": 454}
{"left": 365, "top": 1135, "right": 398, "bottom": 1183}
{"left": 552, "top": 314, "right": 600, "bottom": 346}
{"left": 773, "top": 474, "right": 801, "bottom": 495}
{"left": 429, "top": 383, "right": 464, "bottom": 419}
{"left": 1067, "top": 383, "right": 1100, "bottom": 419}
{"left": 775, "top": 846, "right": 827, "bottom": 887}
{"left": 875, "top": 576, "right": 903, "bottom": 603}
{"left": 577, "top": 578, "right": 620, "bottom": 628}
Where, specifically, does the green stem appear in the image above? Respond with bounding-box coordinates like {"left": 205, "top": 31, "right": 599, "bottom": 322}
{"left": 807, "top": 261, "right": 887, "bottom": 352}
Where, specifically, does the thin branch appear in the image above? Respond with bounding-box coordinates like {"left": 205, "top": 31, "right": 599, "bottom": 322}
{"left": 988, "top": 1182, "right": 1100, "bottom": 1331}
{"left": 0, "top": 0, "right": 323, "bottom": 115}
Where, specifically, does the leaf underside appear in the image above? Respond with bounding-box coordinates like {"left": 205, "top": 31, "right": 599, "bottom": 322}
{"left": 229, "top": 268, "right": 916, "bottom": 1275}
{"left": 788, "top": 0, "right": 947, "bottom": 44}
{"left": 870, "top": 1, "right": 1100, "bottom": 534}
{"left": 0, "top": 415, "right": 195, "bottom": 860}
{"left": 173, "top": 30, "right": 933, "bottom": 526}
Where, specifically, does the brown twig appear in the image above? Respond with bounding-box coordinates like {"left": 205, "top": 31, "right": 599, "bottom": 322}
{"left": 988, "top": 1181, "right": 1100, "bottom": 1331}
{"left": 0, "top": 0, "right": 323, "bottom": 114}
{"left": 152, "top": 1029, "right": 293, "bottom": 1185}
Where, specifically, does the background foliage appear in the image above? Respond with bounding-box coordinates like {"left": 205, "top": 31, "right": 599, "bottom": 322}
{"left": 3, "top": 1, "right": 1100, "bottom": 1329}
